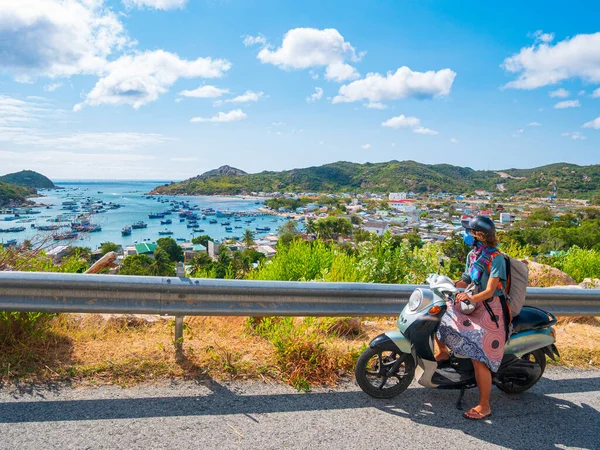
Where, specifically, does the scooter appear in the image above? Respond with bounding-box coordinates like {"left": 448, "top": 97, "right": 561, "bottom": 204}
{"left": 355, "top": 272, "right": 560, "bottom": 407}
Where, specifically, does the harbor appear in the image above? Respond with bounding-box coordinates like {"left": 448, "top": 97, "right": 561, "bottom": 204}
{"left": 0, "top": 181, "right": 286, "bottom": 249}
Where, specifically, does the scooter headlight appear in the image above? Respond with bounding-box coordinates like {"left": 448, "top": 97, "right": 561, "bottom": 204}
{"left": 408, "top": 289, "right": 423, "bottom": 311}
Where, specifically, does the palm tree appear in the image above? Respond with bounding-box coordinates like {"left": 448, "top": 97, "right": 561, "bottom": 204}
{"left": 242, "top": 228, "right": 255, "bottom": 248}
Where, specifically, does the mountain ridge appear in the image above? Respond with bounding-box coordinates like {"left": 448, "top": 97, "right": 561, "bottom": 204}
{"left": 0, "top": 170, "right": 56, "bottom": 189}
{"left": 150, "top": 161, "right": 600, "bottom": 198}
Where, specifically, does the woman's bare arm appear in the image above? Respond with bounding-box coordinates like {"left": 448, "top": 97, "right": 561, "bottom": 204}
{"left": 456, "top": 276, "right": 500, "bottom": 303}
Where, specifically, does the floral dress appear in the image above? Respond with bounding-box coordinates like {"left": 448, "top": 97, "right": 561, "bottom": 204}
{"left": 437, "top": 245, "right": 508, "bottom": 372}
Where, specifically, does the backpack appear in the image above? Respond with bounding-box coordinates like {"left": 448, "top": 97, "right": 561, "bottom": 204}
{"left": 499, "top": 254, "right": 528, "bottom": 317}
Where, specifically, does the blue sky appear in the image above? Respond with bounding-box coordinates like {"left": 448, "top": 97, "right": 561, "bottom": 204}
{"left": 1, "top": 0, "right": 599, "bottom": 180}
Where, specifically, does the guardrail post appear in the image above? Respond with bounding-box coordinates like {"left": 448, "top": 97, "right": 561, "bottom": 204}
{"left": 174, "top": 315, "right": 184, "bottom": 361}
{"left": 176, "top": 262, "right": 185, "bottom": 278}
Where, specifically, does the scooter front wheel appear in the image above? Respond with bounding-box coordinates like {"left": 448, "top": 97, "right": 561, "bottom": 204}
{"left": 355, "top": 345, "right": 415, "bottom": 399}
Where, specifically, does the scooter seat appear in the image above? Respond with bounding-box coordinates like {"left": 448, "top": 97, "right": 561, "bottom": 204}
{"left": 511, "top": 306, "right": 556, "bottom": 334}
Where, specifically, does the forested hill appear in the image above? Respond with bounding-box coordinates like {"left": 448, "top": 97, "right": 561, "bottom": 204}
{"left": 0, "top": 170, "right": 56, "bottom": 189}
{"left": 151, "top": 161, "right": 600, "bottom": 198}
{"left": 0, "top": 182, "right": 33, "bottom": 207}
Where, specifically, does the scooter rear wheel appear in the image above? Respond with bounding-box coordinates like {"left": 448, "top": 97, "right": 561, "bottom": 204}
{"left": 355, "top": 344, "right": 415, "bottom": 399}
{"left": 496, "top": 349, "right": 546, "bottom": 394}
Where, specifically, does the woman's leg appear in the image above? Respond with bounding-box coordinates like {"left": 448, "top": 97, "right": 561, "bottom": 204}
{"left": 434, "top": 335, "right": 450, "bottom": 361}
{"left": 465, "top": 360, "right": 492, "bottom": 418}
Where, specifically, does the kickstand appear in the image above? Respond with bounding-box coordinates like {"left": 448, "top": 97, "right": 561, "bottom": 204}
{"left": 456, "top": 387, "right": 466, "bottom": 410}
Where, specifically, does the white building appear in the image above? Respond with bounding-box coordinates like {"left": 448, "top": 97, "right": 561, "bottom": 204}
{"left": 362, "top": 221, "right": 389, "bottom": 236}
{"left": 500, "top": 212, "right": 511, "bottom": 224}
{"left": 389, "top": 192, "right": 408, "bottom": 201}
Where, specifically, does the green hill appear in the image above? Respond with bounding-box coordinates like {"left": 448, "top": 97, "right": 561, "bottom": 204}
{"left": 0, "top": 182, "right": 33, "bottom": 207}
{"left": 151, "top": 161, "right": 600, "bottom": 198}
{"left": 0, "top": 170, "right": 56, "bottom": 189}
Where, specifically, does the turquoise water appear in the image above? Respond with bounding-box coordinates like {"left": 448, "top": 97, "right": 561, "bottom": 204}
{"left": 0, "top": 181, "right": 285, "bottom": 250}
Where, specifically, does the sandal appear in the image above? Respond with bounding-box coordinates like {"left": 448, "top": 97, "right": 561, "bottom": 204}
{"left": 463, "top": 408, "right": 492, "bottom": 420}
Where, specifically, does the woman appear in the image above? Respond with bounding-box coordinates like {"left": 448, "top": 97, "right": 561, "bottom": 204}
{"left": 435, "top": 215, "right": 509, "bottom": 420}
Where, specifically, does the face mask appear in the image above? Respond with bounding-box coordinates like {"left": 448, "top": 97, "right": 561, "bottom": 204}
{"left": 462, "top": 230, "right": 474, "bottom": 246}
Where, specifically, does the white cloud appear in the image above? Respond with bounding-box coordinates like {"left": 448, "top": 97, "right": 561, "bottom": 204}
{"left": 0, "top": 0, "right": 129, "bottom": 79}
{"left": 242, "top": 34, "right": 267, "bottom": 47}
{"left": 583, "top": 117, "right": 600, "bottom": 129}
{"left": 272, "top": 122, "right": 286, "bottom": 126}
{"left": 325, "top": 62, "right": 360, "bottom": 82}
{"left": 449, "top": 138, "right": 458, "bottom": 144}
{"left": 554, "top": 100, "right": 580, "bottom": 109}
{"left": 124, "top": 0, "right": 188, "bottom": 10}
{"left": 512, "top": 129, "right": 524, "bottom": 137}
{"left": 528, "top": 121, "right": 541, "bottom": 126}
{"left": 306, "top": 87, "right": 323, "bottom": 103}
{"left": 592, "top": 88, "right": 600, "bottom": 98}
{"left": 549, "top": 88, "right": 570, "bottom": 98}
{"left": 256, "top": 28, "right": 362, "bottom": 82}
{"left": 75, "top": 50, "right": 231, "bottom": 110}
{"left": 332, "top": 67, "right": 456, "bottom": 103}
{"left": 44, "top": 83, "right": 63, "bottom": 92}
{"left": 361, "top": 143, "right": 371, "bottom": 149}
{"left": 413, "top": 127, "right": 438, "bottom": 135}
{"left": 318, "top": 140, "right": 324, "bottom": 145}
{"left": 170, "top": 157, "right": 199, "bottom": 162}
{"left": 190, "top": 109, "right": 247, "bottom": 123}
{"left": 578, "top": 90, "right": 586, "bottom": 96}
{"left": 178, "top": 85, "right": 230, "bottom": 98}
{"left": 561, "top": 131, "right": 586, "bottom": 140}
{"left": 502, "top": 31, "right": 600, "bottom": 89}
{"left": 224, "top": 90, "right": 264, "bottom": 103}
{"left": 381, "top": 114, "right": 420, "bottom": 128}
{"left": 530, "top": 30, "right": 555, "bottom": 44}
{"left": 364, "top": 102, "right": 387, "bottom": 110}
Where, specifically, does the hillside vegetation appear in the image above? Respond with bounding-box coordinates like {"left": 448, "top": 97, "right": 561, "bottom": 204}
{"left": 151, "top": 160, "right": 600, "bottom": 198}
{"left": 0, "top": 170, "right": 56, "bottom": 189}
{"left": 0, "top": 182, "right": 32, "bottom": 207}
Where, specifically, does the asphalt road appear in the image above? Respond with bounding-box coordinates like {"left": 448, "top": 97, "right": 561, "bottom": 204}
{"left": 0, "top": 367, "right": 598, "bottom": 450}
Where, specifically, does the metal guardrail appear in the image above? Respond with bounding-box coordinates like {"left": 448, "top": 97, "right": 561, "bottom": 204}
{"left": 2, "top": 271, "right": 599, "bottom": 354}
{"left": 2, "top": 271, "right": 600, "bottom": 316}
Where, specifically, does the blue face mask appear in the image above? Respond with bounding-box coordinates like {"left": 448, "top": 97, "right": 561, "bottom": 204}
{"left": 462, "top": 229, "right": 474, "bottom": 246}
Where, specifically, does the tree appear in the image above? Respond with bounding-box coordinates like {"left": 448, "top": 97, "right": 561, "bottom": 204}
{"left": 120, "top": 254, "right": 154, "bottom": 275}
{"left": 151, "top": 247, "right": 176, "bottom": 276}
{"left": 353, "top": 228, "right": 372, "bottom": 243}
{"left": 350, "top": 214, "right": 362, "bottom": 225}
{"left": 278, "top": 220, "right": 298, "bottom": 236}
{"left": 157, "top": 237, "right": 183, "bottom": 262}
{"left": 192, "top": 234, "right": 212, "bottom": 248}
{"left": 242, "top": 228, "right": 255, "bottom": 248}
{"left": 399, "top": 231, "right": 423, "bottom": 249}
{"left": 100, "top": 242, "right": 120, "bottom": 255}
{"left": 313, "top": 217, "right": 353, "bottom": 240}
{"left": 189, "top": 252, "right": 214, "bottom": 274}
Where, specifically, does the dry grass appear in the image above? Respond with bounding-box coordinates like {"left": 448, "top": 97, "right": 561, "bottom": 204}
{"left": 1, "top": 314, "right": 597, "bottom": 388}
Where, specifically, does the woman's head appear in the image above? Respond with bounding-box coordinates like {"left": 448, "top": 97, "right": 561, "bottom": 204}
{"left": 470, "top": 229, "right": 498, "bottom": 247}
{"left": 462, "top": 215, "right": 498, "bottom": 247}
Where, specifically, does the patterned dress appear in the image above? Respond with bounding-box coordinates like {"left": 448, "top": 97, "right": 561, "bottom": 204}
{"left": 437, "top": 295, "right": 506, "bottom": 372}
{"left": 437, "top": 245, "right": 508, "bottom": 372}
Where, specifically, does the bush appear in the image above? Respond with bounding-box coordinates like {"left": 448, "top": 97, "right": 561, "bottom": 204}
{"left": 546, "top": 247, "right": 600, "bottom": 282}
{"left": 0, "top": 311, "right": 57, "bottom": 344}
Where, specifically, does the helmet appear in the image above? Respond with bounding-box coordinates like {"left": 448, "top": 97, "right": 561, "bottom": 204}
{"left": 461, "top": 215, "right": 495, "bottom": 236}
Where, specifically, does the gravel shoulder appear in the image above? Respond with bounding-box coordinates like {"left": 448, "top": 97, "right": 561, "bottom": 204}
{"left": 1, "top": 367, "right": 599, "bottom": 450}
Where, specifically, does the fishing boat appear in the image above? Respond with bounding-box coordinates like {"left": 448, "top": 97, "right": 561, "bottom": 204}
{"left": 192, "top": 228, "right": 205, "bottom": 233}
{"left": 132, "top": 221, "right": 147, "bottom": 229}
{"left": 158, "top": 229, "right": 173, "bottom": 235}
{"left": 179, "top": 218, "right": 185, "bottom": 222}
{"left": 121, "top": 226, "right": 132, "bottom": 236}
{"left": 176, "top": 238, "right": 186, "bottom": 242}
{"left": 0, "top": 226, "right": 26, "bottom": 233}
{"left": 225, "top": 227, "right": 233, "bottom": 232}
{"left": 148, "top": 213, "right": 165, "bottom": 219}
{"left": 53, "top": 232, "right": 78, "bottom": 241}
{"left": 220, "top": 222, "right": 231, "bottom": 226}
{"left": 160, "top": 219, "right": 172, "bottom": 225}
{"left": 209, "top": 219, "right": 218, "bottom": 224}
{"left": 256, "top": 226, "right": 271, "bottom": 232}
{"left": 234, "top": 226, "right": 242, "bottom": 229}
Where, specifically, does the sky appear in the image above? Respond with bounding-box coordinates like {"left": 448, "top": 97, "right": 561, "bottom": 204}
{"left": 1, "top": 0, "right": 599, "bottom": 180}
